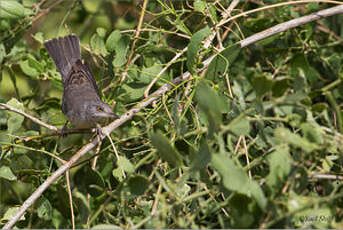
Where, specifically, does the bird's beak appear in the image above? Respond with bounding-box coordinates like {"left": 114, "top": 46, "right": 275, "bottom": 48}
{"left": 106, "top": 111, "right": 119, "bottom": 119}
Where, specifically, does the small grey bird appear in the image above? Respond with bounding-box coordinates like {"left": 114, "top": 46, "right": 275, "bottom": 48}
{"left": 44, "top": 34, "right": 118, "bottom": 132}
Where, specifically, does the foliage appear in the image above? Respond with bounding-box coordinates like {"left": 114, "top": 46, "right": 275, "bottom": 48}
{"left": 1, "top": 0, "right": 343, "bottom": 228}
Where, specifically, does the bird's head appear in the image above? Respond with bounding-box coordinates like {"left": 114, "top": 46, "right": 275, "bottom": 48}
{"left": 88, "top": 101, "right": 119, "bottom": 121}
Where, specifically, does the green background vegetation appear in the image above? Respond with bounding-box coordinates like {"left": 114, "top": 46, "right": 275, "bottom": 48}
{"left": 1, "top": 0, "right": 343, "bottom": 228}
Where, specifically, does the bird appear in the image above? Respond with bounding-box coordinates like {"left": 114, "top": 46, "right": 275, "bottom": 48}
{"left": 44, "top": 34, "right": 118, "bottom": 134}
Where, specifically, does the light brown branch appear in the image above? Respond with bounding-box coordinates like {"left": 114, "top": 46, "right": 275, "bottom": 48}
{"left": 217, "top": 0, "right": 343, "bottom": 28}
{"left": 2, "top": 48, "right": 216, "bottom": 230}
{"left": 120, "top": 0, "right": 149, "bottom": 83}
{"left": 240, "top": 5, "right": 343, "bottom": 47}
{"left": 0, "top": 103, "right": 58, "bottom": 131}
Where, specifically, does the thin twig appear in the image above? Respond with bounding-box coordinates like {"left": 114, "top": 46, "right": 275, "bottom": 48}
{"left": 106, "top": 133, "right": 126, "bottom": 178}
{"left": 151, "top": 183, "right": 162, "bottom": 215}
{"left": 224, "top": 73, "right": 233, "bottom": 98}
{"left": 0, "top": 103, "right": 58, "bottom": 131}
{"left": 144, "top": 47, "right": 187, "bottom": 97}
{"left": 120, "top": 0, "right": 149, "bottom": 83}
{"left": 1, "top": 129, "right": 93, "bottom": 152}
{"left": 32, "top": 0, "right": 64, "bottom": 24}
{"left": 65, "top": 171, "right": 75, "bottom": 230}
{"left": 218, "top": 0, "right": 343, "bottom": 28}
{"left": 121, "top": 28, "right": 191, "bottom": 40}
{"left": 242, "top": 136, "right": 252, "bottom": 179}
{"left": 144, "top": 0, "right": 241, "bottom": 98}
{"left": 240, "top": 4, "right": 343, "bottom": 47}
{"left": 309, "top": 173, "right": 343, "bottom": 180}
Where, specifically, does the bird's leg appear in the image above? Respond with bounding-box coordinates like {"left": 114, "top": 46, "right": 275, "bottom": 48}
{"left": 61, "top": 121, "right": 69, "bottom": 137}
{"left": 94, "top": 123, "right": 104, "bottom": 142}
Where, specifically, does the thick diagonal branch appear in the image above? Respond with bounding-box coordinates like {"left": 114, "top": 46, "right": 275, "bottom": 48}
{"left": 4, "top": 3, "right": 343, "bottom": 229}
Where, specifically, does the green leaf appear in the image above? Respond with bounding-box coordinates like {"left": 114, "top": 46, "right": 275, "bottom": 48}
{"left": 96, "top": 27, "right": 107, "bottom": 38}
{"left": 73, "top": 190, "right": 90, "bottom": 224}
{"left": 2, "top": 207, "right": 25, "bottom": 221}
{"left": 208, "top": 5, "right": 217, "bottom": 23}
{"left": 121, "top": 83, "right": 145, "bottom": 102}
{"left": 6, "top": 98, "right": 25, "bottom": 134}
{"left": 272, "top": 78, "right": 290, "bottom": 97}
{"left": 32, "top": 32, "right": 44, "bottom": 44}
{"left": 27, "top": 54, "right": 44, "bottom": 73}
{"left": 190, "top": 140, "right": 211, "bottom": 171}
{"left": 205, "top": 44, "right": 241, "bottom": 80}
{"left": 187, "top": 26, "right": 212, "bottom": 75}
{"left": 0, "top": 43, "right": 5, "bottom": 64}
{"left": 112, "top": 168, "right": 124, "bottom": 182}
{"left": 150, "top": 131, "right": 182, "bottom": 168}
{"left": 128, "top": 175, "right": 149, "bottom": 196}
{"left": 82, "top": 0, "right": 102, "bottom": 13}
{"left": 251, "top": 75, "right": 273, "bottom": 97}
{"left": 118, "top": 156, "right": 135, "bottom": 174}
{"left": 228, "top": 194, "right": 257, "bottom": 228}
{"left": 106, "top": 30, "right": 121, "bottom": 52}
{"left": 266, "top": 146, "right": 292, "bottom": 191}
{"left": 195, "top": 81, "right": 224, "bottom": 136}
{"left": 290, "top": 53, "right": 320, "bottom": 85}
{"left": 19, "top": 59, "right": 39, "bottom": 77}
{"left": 229, "top": 116, "right": 250, "bottom": 136}
{"left": 274, "top": 127, "right": 319, "bottom": 153}
{"left": 194, "top": 0, "right": 206, "bottom": 13}
{"left": 138, "top": 63, "right": 169, "bottom": 85}
{"left": 52, "top": 210, "right": 64, "bottom": 229}
{"left": 74, "top": 166, "right": 105, "bottom": 197}
{"left": 211, "top": 152, "right": 267, "bottom": 211}
{"left": 112, "top": 36, "right": 128, "bottom": 67}
{"left": 301, "top": 123, "right": 323, "bottom": 144}
{"left": 0, "top": 165, "right": 17, "bottom": 180}
{"left": 0, "top": 0, "right": 26, "bottom": 19}
{"left": 90, "top": 33, "right": 108, "bottom": 56}
{"left": 37, "top": 196, "right": 52, "bottom": 220}
{"left": 106, "top": 30, "right": 128, "bottom": 67}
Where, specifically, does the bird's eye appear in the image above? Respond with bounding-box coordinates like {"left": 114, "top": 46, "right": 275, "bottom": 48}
{"left": 96, "top": 106, "right": 103, "bottom": 111}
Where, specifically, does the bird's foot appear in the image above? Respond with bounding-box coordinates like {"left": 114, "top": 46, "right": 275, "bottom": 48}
{"left": 60, "top": 121, "right": 69, "bottom": 137}
{"left": 93, "top": 123, "right": 104, "bottom": 142}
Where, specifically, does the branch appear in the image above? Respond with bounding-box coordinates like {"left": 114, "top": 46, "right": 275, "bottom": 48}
{"left": 0, "top": 103, "right": 58, "bottom": 131}
{"left": 120, "top": 0, "right": 149, "bottom": 83}
{"left": 2, "top": 52, "right": 216, "bottom": 230}
{"left": 309, "top": 173, "right": 343, "bottom": 180}
{"left": 4, "top": 3, "right": 343, "bottom": 229}
{"left": 240, "top": 5, "right": 343, "bottom": 47}
{"left": 1, "top": 129, "right": 93, "bottom": 152}
{"left": 217, "top": 0, "right": 343, "bottom": 28}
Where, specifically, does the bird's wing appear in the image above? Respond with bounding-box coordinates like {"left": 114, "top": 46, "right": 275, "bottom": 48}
{"left": 65, "top": 60, "right": 101, "bottom": 96}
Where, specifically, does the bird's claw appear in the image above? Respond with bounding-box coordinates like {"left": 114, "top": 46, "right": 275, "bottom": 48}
{"left": 93, "top": 123, "right": 104, "bottom": 141}
{"left": 60, "top": 121, "right": 69, "bottom": 137}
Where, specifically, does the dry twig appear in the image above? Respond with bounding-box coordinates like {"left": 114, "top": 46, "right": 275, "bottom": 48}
{"left": 0, "top": 103, "right": 58, "bottom": 131}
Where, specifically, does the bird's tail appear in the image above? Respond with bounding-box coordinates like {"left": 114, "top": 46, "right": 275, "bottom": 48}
{"left": 44, "top": 34, "right": 81, "bottom": 83}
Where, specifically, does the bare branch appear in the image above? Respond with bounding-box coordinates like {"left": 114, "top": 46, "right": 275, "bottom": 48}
{"left": 240, "top": 5, "right": 343, "bottom": 47}
{"left": 309, "top": 174, "right": 343, "bottom": 180}
{"left": 0, "top": 103, "right": 58, "bottom": 131}
{"left": 217, "top": 0, "right": 343, "bottom": 28}
{"left": 2, "top": 51, "right": 216, "bottom": 230}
